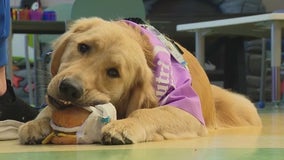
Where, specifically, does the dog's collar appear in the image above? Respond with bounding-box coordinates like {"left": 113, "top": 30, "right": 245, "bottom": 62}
{"left": 123, "top": 20, "right": 205, "bottom": 125}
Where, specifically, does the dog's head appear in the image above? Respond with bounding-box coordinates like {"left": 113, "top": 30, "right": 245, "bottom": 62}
{"left": 47, "top": 18, "right": 158, "bottom": 118}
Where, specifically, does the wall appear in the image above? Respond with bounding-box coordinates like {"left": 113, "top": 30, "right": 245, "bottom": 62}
{"left": 262, "top": 0, "right": 284, "bottom": 12}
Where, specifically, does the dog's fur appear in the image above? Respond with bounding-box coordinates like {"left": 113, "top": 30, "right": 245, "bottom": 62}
{"left": 18, "top": 18, "right": 261, "bottom": 145}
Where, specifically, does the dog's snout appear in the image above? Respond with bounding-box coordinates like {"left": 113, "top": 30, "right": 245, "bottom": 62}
{"left": 59, "top": 78, "right": 83, "bottom": 101}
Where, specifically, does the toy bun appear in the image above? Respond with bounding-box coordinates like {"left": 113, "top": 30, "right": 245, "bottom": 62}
{"left": 50, "top": 133, "right": 77, "bottom": 144}
{"left": 42, "top": 107, "right": 91, "bottom": 144}
{"left": 52, "top": 107, "right": 90, "bottom": 128}
{"left": 42, "top": 103, "right": 117, "bottom": 144}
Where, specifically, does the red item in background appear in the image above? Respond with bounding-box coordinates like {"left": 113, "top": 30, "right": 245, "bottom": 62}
{"left": 281, "top": 80, "right": 284, "bottom": 95}
{"left": 19, "top": 9, "right": 30, "bottom": 20}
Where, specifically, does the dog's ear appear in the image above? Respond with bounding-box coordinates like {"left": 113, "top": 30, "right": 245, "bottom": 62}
{"left": 51, "top": 17, "right": 105, "bottom": 76}
{"left": 117, "top": 22, "right": 157, "bottom": 116}
{"left": 50, "top": 32, "right": 71, "bottom": 76}
{"left": 125, "top": 66, "right": 158, "bottom": 116}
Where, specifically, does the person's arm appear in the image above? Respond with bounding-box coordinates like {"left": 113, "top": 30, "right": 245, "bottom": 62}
{"left": 0, "top": 0, "right": 10, "bottom": 39}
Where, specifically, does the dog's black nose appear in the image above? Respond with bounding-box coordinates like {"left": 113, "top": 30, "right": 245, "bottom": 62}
{"left": 59, "top": 78, "right": 83, "bottom": 101}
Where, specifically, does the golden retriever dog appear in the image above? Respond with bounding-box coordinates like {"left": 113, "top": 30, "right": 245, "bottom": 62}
{"left": 18, "top": 17, "right": 261, "bottom": 145}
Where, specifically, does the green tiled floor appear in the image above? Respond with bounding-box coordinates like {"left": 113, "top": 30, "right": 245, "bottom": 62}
{"left": 1, "top": 148, "right": 283, "bottom": 160}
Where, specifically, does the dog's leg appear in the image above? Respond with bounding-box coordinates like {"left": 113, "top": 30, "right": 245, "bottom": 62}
{"left": 18, "top": 106, "right": 53, "bottom": 144}
{"left": 101, "top": 106, "right": 207, "bottom": 145}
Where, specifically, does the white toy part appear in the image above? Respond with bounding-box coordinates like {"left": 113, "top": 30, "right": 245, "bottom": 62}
{"left": 31, "top": 2, "right": 40, "bottom": 10}
{"left": 49, "top": 103, "right": 117, "bottom": 144}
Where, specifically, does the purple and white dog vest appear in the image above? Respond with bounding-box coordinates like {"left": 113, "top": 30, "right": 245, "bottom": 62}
{"left": 124, "top": 20, "right": 205, "bottom": 125}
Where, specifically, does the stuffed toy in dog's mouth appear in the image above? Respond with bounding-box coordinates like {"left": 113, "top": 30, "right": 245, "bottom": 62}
{"left": 42, "top": 103, "right": 117, "bottom": 144}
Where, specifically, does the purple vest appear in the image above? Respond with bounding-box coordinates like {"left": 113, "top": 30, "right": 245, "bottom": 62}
{"left": 124, "top": 20, "right": 205, "bottom": 125}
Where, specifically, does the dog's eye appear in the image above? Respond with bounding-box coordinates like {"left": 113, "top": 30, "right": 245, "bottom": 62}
{"left": 106, "top": 68, "right": 120, "bottom": 78}
{"left": 78, "top": 43, "right": 90, "bottom": 53}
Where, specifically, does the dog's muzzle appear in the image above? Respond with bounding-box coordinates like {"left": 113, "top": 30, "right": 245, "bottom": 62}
{"left": 59, "top": 78, "right": 83, "bottom": 101}
{"left": 47, "top": 78, "right": 83, "bottom": 109}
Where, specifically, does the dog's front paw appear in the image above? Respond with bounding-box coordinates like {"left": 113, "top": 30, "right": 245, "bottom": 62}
{"left": 18, "top": 118, "right": 52, "bottom": 144}
{"left": 101, "top": 118, "right": 146, "bottom": 145}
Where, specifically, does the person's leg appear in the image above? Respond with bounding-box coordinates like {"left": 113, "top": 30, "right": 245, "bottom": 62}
{"left": 0, "top": 0, "right": 9, "bottom": 96}
{"left": 0, "top": 0, "right": 38, "bottom": 122}
{"left": 0, "top": 66, "right": 7, "bottom": 96}
{"left": 0, "top": 78, "right": 39, "bottom": 122}
{"left": 0, "top": 48, "right": 38, "bottom": 122}
{"left": 0, "top": 63, "right": 39, "bottom": 122}
{"left": 0, "top": 26, "right": 38, "bottom": 122}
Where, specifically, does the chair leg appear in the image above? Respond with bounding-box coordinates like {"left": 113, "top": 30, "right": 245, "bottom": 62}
{"left": 24, "top": 35, "right": 34, "bottom": 105}
{"left": 259, "top": 38, "right": 267, "bottom": 105}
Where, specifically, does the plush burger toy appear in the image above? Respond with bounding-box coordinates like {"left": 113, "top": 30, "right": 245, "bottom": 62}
{"left": 42, "top": 103, "right": 117, "bottom": 144}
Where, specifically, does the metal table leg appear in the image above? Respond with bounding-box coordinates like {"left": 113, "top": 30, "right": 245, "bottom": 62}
{"left": 195, "top": 30, "right": 205, "bottom": 67}
{"left": 270, "top": 21, "right": 282, "bottom": 104}
{"left": 259, "top": 38, "right": 267, "bottom": 104}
